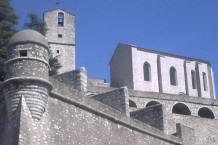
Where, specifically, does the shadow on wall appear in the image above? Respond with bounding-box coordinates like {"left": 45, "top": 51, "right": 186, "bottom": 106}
{"left": 146, "top": 101, "right": 160, "bottom": 108}
{"left": 129, "top": 100, "right": 137, "bottom": 108}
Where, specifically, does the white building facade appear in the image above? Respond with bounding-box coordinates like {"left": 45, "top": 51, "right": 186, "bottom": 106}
{"left": 110, "top": 43, "right": 216, "bottom": 99}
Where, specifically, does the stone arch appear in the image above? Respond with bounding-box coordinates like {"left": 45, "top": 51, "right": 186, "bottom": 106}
{"left": 198, "top": 107, "right": 215, "bottom": 119}
{"left": 129, "top": 100, "right": 137, "bottom": 108}
{"left": 172, "top": 103, "right": 191, "bottom": 115}
{"left": 146, "top": 101, "right": 160, "bottom": 107}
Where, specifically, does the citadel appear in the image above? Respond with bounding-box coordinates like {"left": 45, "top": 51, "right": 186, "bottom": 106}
{"left": 0, "top": 8, "right": 218, "bottom": 145}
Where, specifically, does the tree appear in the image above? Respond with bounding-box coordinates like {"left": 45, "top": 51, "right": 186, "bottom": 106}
{"left": 0, "top": 0, "right": 18, "bottom": 83}
{"left": 24, "top": 13, "right": 47, "bottom": 36}
{"left": 49, "top": 56, "right": 62, "bottom": 76}
{"left": 24, "top": 13, "right": 61, "bottom": 75}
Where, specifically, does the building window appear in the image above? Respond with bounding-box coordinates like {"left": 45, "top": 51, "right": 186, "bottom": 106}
{"left": 19, "top": 50, "right": 27, "bottom": 57}
{"left": 191, "top": 70, "right": 196, "bottom": 89}
{"left": 57, "top": 50, "right": 59, "bottom": 54}
{"left": 170, "top": 67, "right": 177, "bottom": 86}
{"left": 203, "top": 72, "right": 207, "bottom": 91}
{"left": 58, "top": 34, "right": 62, "bottom": 38}
{"left": 58, "top": 12, "right": 64, "bottom": 27}
{"left": 143, "top": 62, "right": 151, "bottom": 81}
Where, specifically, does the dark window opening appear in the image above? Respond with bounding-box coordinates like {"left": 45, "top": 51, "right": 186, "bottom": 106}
{"left": 146, "top": 101, "right": 160, "bottom": 107}
{"left": 198, "top": 107, "right": 214, "bottom": 119}
{"left": 172, "top": 103, "right": 191, "bottom": 115}
{"left": 57, "top": 50, "right": 59, "bottom": 54}
{"left": 203, "top": 72, "right": 207, "bottom": 91}
{"left": 58, "top": 12, "right": 64, "bottom": 27}
{"left": 170, "top": 67, "right": 177, "bottom": 86}
{"left": 129, "top": 100, "right": 137, "bottom": 108}
{"left": 58, "top": 34, "right": 62, "bottom": 38}
{"left": 191, "top": 70, "right": 197, "bottom": 89}
{"left": 143, "top": 62, "right": 151, "bottom": 81}
{"left": 19, "top": 50, "right": 27, "bottom": 57}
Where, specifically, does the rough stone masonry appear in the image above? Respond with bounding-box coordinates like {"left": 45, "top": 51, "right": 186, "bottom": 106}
{"left": 0, "top": 8, "right": 218, "bottom": 145}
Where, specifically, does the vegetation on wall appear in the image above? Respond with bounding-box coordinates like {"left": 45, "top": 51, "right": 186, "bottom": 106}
{"left": 49, "top": 56, "right": 62, "bottom": 76}
{"left": 24, "top": 13, "right": 47, "bottom": 36}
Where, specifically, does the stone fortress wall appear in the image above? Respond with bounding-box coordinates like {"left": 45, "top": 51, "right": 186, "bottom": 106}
{"left": 42, "top": 8, "right": 218, "bottom": 144}
{"left": 87, "top": 83, "right": 218, "bottom": 145}
{"left": 48, "top": 79, "right": 185, "bottom": 145}
{"left": 0, "top": 28, "right": 193, "bottom": 145}
{"left": 0, "top": 8, "right": 218, "bottom": 145}
{"left": 110, "top": 43, "right": 216, "bottom": 99}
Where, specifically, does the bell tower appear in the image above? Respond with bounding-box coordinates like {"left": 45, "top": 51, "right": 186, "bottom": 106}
{"left": 44, "top": 8, "right": 76, "bottom": 74}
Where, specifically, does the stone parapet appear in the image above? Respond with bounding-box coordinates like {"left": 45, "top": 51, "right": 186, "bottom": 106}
{"left": 130, "top": 104, "right": 165, "bottom": 131}
{"left": 53, "top": 67, "right": 87, "bottom": 92}
{"left": 174, "top": 123, "right": 195, "bottom": 145}
{"left": 49, "top": 79, "right": 183, "bottom": 145}
{"left": 92, "top": 87, "right": 130, "bottom": 117}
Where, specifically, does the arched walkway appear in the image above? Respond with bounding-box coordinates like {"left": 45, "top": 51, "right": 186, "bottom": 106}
{"left": 146, "top": 101, "right": 160, "bottom": 107}
{"left": 198, "top": 107, "right": 215, "bottom": 119}
{"left": 172, "top": 103, "right": 191, "bottom": 115}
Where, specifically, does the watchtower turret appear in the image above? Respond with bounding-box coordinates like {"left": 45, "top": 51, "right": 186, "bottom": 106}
{"left": 2, "top": 30, "right": 52, "bottom": 121}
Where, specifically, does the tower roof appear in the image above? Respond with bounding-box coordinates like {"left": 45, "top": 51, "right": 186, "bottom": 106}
{"left": 9, "top": 29, "right": 49, "bottom": 48}
{"left": 44, "top": 8, "right": 75, "bottom": 16}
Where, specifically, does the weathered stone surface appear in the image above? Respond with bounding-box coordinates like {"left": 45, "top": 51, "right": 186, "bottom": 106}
{"left": 130, "top": 104, "right": 165, "bottom": 131}
{"left": 9, "top": 29, "right": 49, "bottom": 48}
{"left": 88, "top": 78, "right": 110, "bottom": 88}
{"left": 168, "top": 114, "right": 218, "bottom": 145}
{"left": 174, "top": 123, "right": 195, "bottom": 145}
{"left": 53, "top": 67, "right": 87, "bottom": 92}
{"left": 92, "top": 87, "right": 130, "bottom": 116}
{"left": 47, "top": 95, "right": 181, "bottom": 145}
{"left": 46, "top": 80, "right": 182, "bottom": 145}
{"left": 1, "top": 8, "right": 218, "bottom": 145}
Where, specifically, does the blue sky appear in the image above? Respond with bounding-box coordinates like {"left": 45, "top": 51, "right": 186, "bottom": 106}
{"left": 11, "top": 0, "right": 218, "bottom": 97}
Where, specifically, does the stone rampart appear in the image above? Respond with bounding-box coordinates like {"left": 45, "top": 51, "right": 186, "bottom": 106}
{"left": 130, "top": 104, "right": 165, "bottom": 131}
{"left": 49, "top": 79, "right": 183, "bottom": 145}
{"left": 92, "top": 87, "right": 130, "bottom": 116}
{"left": 53, "top": 67, "right": 87, "bottom": 92}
